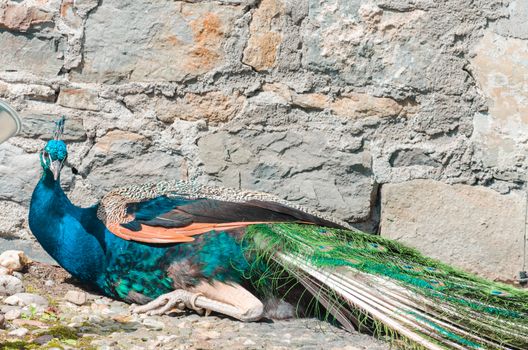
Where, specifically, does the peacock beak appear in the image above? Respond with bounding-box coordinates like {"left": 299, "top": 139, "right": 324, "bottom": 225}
{"left": 50, "top": 160, "right": 62, "bottom": 181}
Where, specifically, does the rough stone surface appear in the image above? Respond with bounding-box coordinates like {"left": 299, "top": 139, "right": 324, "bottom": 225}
{"left": 0, "top": 275, "right": 24, "bottom": 296}
{"left": 0, "top": 0, "right": 526, "bottom": 284}
{"left": 77, "top": 0, "right": 243, "bottom": 83}
{"left": 380, "top": 180, "right": 524, "bottom": 281}
{"left": 4, "top": 308, "right": 21, "bottom": 321}
{"left": 64, "top": 290, "right": 87, "bottom": 305}
{"left": 242, "top": 0, "right": 284, "bottom": 71}
{"left": 470, "top": 31, "right": 528, "bottom": 183}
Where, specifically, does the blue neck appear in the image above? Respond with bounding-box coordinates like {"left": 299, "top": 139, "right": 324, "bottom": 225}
{"left": 29, "top": 170, "right": 106, "bottom": 282}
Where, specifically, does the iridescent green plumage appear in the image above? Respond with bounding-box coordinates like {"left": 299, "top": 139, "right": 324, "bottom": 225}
{"left": 241, "top": 223, "right": 528, "bottom": 349}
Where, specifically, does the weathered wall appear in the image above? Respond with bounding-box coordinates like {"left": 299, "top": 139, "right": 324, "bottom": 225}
{"left": 0, "top": 0, "right": 526, "bottom": 282}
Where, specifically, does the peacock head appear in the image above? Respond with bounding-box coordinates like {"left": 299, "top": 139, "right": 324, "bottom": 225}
{"left": 40, "top": 117, "right": 67, "bottom": 181}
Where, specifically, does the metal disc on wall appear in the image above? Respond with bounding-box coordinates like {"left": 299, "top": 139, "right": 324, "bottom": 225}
{"left": 0, "top": 100, "right": 21, "bottom": 144}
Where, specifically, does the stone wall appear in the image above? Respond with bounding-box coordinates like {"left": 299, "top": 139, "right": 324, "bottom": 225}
{"left": 0, "top": 0, "right": 526, "bottom": 282}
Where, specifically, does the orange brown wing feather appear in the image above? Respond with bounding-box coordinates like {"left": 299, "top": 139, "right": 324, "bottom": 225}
{"left": 106, "top": 222, "right": 268, "bottom": 244}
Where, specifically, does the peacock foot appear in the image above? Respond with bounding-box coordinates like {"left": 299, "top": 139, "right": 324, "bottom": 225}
{"left": 130, "top": 282, "right": 264, "bottom": 322}
{"left": 130, "top": 289, "right": 207, "bottom": 316}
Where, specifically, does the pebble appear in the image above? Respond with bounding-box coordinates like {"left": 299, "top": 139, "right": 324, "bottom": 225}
{"left": 0, "top": 266, "right": 10, "bottom": 275}
{"left": 156, "top": 335, "right": 178, "bottom": 344}
{"left": 143, "top": 318, "right": 165, "bottom": 330}
{"left": 71, "top": 315, "right": 87, "bottom": 323}
{"left": 243, "top": 339, "right": 256, "bottom": 346}
{"left": 88, "top": 314, "right": 103, "bottom": 323}
{"left": 13, "top": 319, "right": 48, "bottom": 328}
{"left": 44, "top": 280, "right": 55, "bottom": 287}
{"left": 64, "top": 290, "right": 87, "bottom": 305}
{"left": 91, "top": 303, "right": 110, "bottom": 313}
{"left": 4, "top": 308, "right": 21, "bottom": 320}
{"left": 4, "top": 293, "right": 49, "bottom": 307}
{"left": 33, "top": 334, "right": 53, "bottom": 345}
{"left": 8, "top": 327, "right": 28, "bottom": 337}
{"left": 0, "top": 275, "right": 24, "bottom": 296}
{"left": 0, "top": 250, "right": 30, "bottom": 271}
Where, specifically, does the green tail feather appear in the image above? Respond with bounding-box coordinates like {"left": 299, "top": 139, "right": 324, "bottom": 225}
{"left": 242, "top": 223, "right": 528, "bottom": 350}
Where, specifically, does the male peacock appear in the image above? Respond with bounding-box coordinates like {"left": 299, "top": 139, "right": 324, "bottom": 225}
{"left": 29, "top": 119, "right": 527, "bottom": 350}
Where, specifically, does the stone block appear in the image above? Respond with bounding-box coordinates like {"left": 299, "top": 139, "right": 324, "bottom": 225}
{"left": 0, "top": 32, "right": 63, "bottom": 77}
{"left": 19, "top": 114, "right": 86, "bottom": 142}
{"left": 0, "top": 3, "right": 54, "bottom": 32}
{"left": 261, "top": 83, "right": 407, "bottom": 119}
{"left": 242, "top": 0, "right": 284, "bottom": 71}
{"left": 198, "top": 123, "right": 374, "bottom": 222}
{"left": 470, "top": 31, "right": 528, "bottom": 179}
{"left": 0, "top": 143, "right": 39, "bottom": 205}
{"left": 493, "top": 0, "right": 528, "bottom": 39}
{"left": 57, "top": 88, "right": 100, "bottom": 111}
{"left": 380, "top": 180, "right": 525, "bottom": 281}
{"left": 76, "top": 0, "right": 243, "bottom": 82}
{"left": 125, "top": 91, "right": 246, "bottom": 125}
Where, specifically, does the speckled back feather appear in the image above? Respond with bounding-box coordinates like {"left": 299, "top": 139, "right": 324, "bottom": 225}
{"left": 97, "top": 180, "right": 352, "bottom": 229}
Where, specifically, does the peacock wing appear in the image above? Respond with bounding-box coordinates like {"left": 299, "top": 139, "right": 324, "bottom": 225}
{"left": 97, "top": 181, "right": 351, "bottom": 244}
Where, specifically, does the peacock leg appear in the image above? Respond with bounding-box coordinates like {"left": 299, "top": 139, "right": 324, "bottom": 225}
{"left": 130, "top": 281, "right": 264, "bottom": 322}
{"left": 188, "top": 280, "right": 264, "bottom": 322}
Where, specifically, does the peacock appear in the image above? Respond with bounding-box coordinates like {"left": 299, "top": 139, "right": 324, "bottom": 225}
{"left": 29, "top": 118, "right": 528, "bottom": 350}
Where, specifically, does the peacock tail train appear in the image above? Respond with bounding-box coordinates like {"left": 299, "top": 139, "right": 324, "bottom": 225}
{"left": 241, "top": 223, "right": 528, "bottom": 350}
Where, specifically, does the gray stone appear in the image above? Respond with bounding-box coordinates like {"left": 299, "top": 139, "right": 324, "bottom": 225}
{"left": 380, "top": 180, "right": 525, "bottom": 282}
{"left": 0, "top": 32, "right": 63, "bottom": 77}
{"left": 57, "top": 88, "right": 100, "bottom": 111}
{"left": 0, "top": 143, "right": 39, "bottom": 205}
{"left": 142, "top": 318, "right": 165, "bottom": 331}
{"left": 4, "top": 293, "right": 49, "bottom": 308}
{"left": 389, "top": 148, "right": 440, "bottom": 168}
{"left": 0, "top": 305, "right": 20, "bottom": 313}
{"left": 76, "top": 0, "right": 243, "bottom": 83}
{"left": 4, "top": 308, "right": 21, "bottom": 320}
{"left": 88, "top": 315, "right": 103, "bottom": 324}
{"left": 18, "top": 114, "right": 86, "bottom": 142}
{"left": 33, "top": 334, "right": 53, "bottom": 345}
{"left": 0, "top": 201, "right": 31, "bottom": 240}
{"left": 73, "top": 0, "right": 100, "bottom": 17}
{"left": 44, "top": 280, "right": 54, "bottom": 287}
{"left": 64, "top": 290, "right": 87, "bottom": 305}
{"left": 8, "top": 327, "right": 28, "bottom": 337}
{"left": 470, "top": 31, "right": 528, "bottom": 182}
{"left": 493, "top": 0, "right": 528, "bottom": 39}
{"left": 0, "top": 275, "right": 24, "bottom": 296}
{"left": 197, "top": 114, "right": 375, "bottom": 222}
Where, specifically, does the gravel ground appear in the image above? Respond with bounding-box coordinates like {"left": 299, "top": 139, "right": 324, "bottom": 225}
{"left": 0, "top": 259, "right": 392, "bottom": 350}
